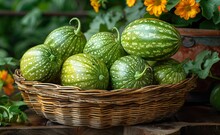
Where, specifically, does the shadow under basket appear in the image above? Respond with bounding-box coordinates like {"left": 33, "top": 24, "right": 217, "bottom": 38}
{"left": 14, "top": 69, "right": 197, "bottom": 129}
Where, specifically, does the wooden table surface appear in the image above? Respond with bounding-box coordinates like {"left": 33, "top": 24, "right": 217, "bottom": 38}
{"left": 1, "top": 104, "right": 220, "bottom": 135}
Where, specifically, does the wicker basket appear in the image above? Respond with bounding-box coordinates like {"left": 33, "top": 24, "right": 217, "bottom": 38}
{"left": 14, "top": 69, "right": 197, "bottom": 129}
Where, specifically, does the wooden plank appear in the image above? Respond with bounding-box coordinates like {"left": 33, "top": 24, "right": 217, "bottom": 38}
{"left": 175, "top": 105, "right": 220, "bottom": 122}
{"left": 181, "top": 125, "right": 220, "bottom": 135}
{"left": 0, "top": 126, "right": 123, "bottom": 135}
{"left": 1, "top": 105, "right": 220, "bottom": 135}
{"left": 124, "top": 122, "right": 220, "bottom": 135}
{"left": 124, "top": 123, "right": 181, "bottom": 135}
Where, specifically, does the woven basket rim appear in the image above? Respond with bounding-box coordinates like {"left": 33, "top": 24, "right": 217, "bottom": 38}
{"left": 14, "top": 69, "right": 197, "bottom": 97}
{"left": 13, "top": 69, "right": 198, "bottom": 128}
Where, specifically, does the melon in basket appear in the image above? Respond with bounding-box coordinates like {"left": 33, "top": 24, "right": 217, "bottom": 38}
{"left": 83, "top": 27, "right": 127, "bottom": 69}
{"left": 44, "top": 17, "right": 87, "bottom": 62}
{"left": 110, "top": 55, "right": 153, "bottom": 89}
{"left": 121, "top": 18, "right": 181, "bottom": 61}
{"left": 20, "top": 44, "right": 62, "bottom": 82}
{"left": 61, "top": 53, "right": 109, "bottom": 90}
{"left": 153, "top": 58, "right": 187, "bottom": 84}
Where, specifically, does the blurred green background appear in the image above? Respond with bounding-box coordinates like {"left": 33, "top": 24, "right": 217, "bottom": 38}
{"left": 0, "top": 0, "right": 219, "bottom": 60}
{"left": 0, "top": 0, "right": 91, "bottom": 59}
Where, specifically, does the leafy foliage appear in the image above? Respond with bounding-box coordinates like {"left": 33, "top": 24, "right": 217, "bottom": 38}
{"left": 200, "top": 0, "right": 220, "bottom": 24}
{"left": 0, "top": 0, "right": 82, "bottom": 59}
{"left": 0, "top": 95, "right": 27, "bottom": 126}
{"left": 184, "top": 50, "right": 220, "bottom": 79}
{"left": 85, "top": 6, "right": 123, "bottom": 39}
{"left": 0, "top": 57, "right": 19, "bottom": 77}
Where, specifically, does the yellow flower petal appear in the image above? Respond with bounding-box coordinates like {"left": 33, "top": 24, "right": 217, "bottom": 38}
{"left": 127, "top": 0, "right": 136, "bottom": 7}
{"left": 90, "top": 0, "right": 100, "bottom": 13}
{"left": 175, "top": 0, "right": 200, "bottom": 20}
{"left": 0, "top": 70, "right": 8, "bottom": 81}
{"left": 144, "top": 0, "right": 168, "bottom": 17}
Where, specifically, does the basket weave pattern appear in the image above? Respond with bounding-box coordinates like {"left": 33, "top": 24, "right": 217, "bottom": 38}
{"left": 14, "top": 69, "right": 197, "bottom": 129}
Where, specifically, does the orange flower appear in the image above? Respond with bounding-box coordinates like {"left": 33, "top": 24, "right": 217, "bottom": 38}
{"left": 0, "top": 70, "right": 15, "bottom": 96}
{"left": 174, "top": 0, "right": 200, "bottom": 20}
{"left": 126, "top": 0, "right": 136, "bottom": 7}
{"left": 144, "top": 0, "right": 168, "bottom": 17}
{"left": 0, "top": 70, "right": 8, "bottom": 81}
{"left": 90, "top": 0, "right": 101, "bottom": 13}
{"left": 3, "top": 83, "right": 14, "bottom": 96}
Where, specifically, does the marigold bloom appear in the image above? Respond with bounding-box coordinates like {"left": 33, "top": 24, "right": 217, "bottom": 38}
{"left": 174, "top": 0, "right": 200, "bottom": 20}
{"left": 0, "top": 70, "right": 14, "bottom": 96}
{"left": 0, "top": 70, "right": 8, "bottom": 81}
{"left": 127, "top": 0, "right": 136, "bottom": 7}
{"left": 90, "top": 0, "right": 101, "bottom": 13}
{"left": 144, "top": 0, "right": 168, "bottom": 17}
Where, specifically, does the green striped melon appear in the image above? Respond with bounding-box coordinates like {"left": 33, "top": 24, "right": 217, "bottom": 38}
{"left": 121, "top": 18, "right": 181, "bottom": 61}
{"left": 44, "top": 18, "right": 87, "bottom": 62}
{"left": 110, "top": 55, "right": 153, "bottom": 89}
{"left": 20, "top": 44, "right": 62, "bottom": 82}
{"left": 83, "top": 27, "right": 126, "bottom": 69}
{"left": 153, "top": 58, "right": 186, "bottom": 84}
{"left": 61, "top": 53, "right": 109, "bottom": 90}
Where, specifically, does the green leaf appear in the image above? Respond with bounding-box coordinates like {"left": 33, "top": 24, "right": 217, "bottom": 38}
{"left": 0, "top": 57, "right": 19, "bottom": 72}
{"left": 166, "top": 0, "right": 180, "bottom": 11}
{"left": 199, "top": 52, "right": 220, "bottom": 78}
{"left": 124, "top": 0, "right": 146, "bottom": 22}
{"left": 0, "top": 81, "right": 4, "bottom": 90}
{"left": 99, "top": 23, "right": 109, "bottom": 32}
{"left": 0, "top": 113, "right": 2, "bottom": 121}
{"left": 200, "top": 0, "right": 219, "bottom": 20}
{"left": 8, "top": 105, "right": 20, "bottom": 112}
{"left": 99, "top": 0, "right": 108, "bottom": 8}
{"left": 213, "top": 7, "right": 220, "bottom": 24}
{"left": 21, "top": 8, "right": 42, "bottom": 27}
{"left": 183, "top": 50, "right": 220, "bottom": 79}
{"left": 51, "top": 0, "right": 65, "bottom": 10}
{"left": 199, "top": 20, "right": 220, "bottom": 29}
{"left": 12, "top": 101, "right": 26, "bottom": 107}
{"left": 0, "top": 95, "right": 28, "bottom": 126}
{"left": 0, "top": 49, "right": 8, "bottom": 58}
{"left": 143, "top": 12, "right": 158, "bottom": 19}
{"left": 18, "top": 112, "right": 28, "bottom": 123}
{"left": 170, "top": 15, "right": 191, "bottom": 27}
{"left": 0, "top": 95, "right": 9, "bottom": 105}
{"left": 0, "top": 37, "right": 10, "bottom": 50}
{"left": 85, "top": 6, "right": 123, "bottom": 39}
{"left": 15, "top": 0, "right": 38, "bottom": 11}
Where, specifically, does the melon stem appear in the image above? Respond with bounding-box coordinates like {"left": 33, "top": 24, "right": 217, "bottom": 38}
{"left": 112, "top": 27, "right": 120, "bottom": 43}
{"left": 134, "top": 65, "right": 149, "bottom": 80}
{"left": 99, "top": 75, "right": 105, "bottom": 81}
{"left": 49, "top": 54, "right": 55, "bottom": 61}
{"left": 69, "top": 17, "right": 81, "bottom": 35}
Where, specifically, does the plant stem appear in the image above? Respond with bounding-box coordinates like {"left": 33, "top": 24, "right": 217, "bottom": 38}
{"left": 209, "top": 72, "right": 220, "bottom": 81}
{"left": 134, "top": 65, "right": 150, "bottom": 80}
{"left": 112, "top": 27, "right": 120, "bottom": 43}
{"left": 69, "top": 17, "right": 81, "bottom": 35}
{"left": 0, "top": 105, "right": 10, "bottom": 122}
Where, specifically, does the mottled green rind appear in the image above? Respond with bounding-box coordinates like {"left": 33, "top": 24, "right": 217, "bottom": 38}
{"left": 83, "top": 31, "right": 126, "bottom": 69}
{"left": 44, "top": 26, "right": 87, "bottom": 62}
{"left": 110, "top": 55, "right": 153, "bottom": 89}
{"left": 121, "top": 18, "right": 181, "bottom": 61}
{"left": 61, "top": 53, "right": 109, "bottom": 90}
{"left": 153, "top": 58, "right": 186, "bottom": 84}
{"left": 20, "top": 44, "right": 62, "bottom": 82}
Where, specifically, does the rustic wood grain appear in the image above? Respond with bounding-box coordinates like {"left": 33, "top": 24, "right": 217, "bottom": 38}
{"left": 1, "top": 105, "right": 220, "bottom": 135}
{"left": 0, "top": 126, "right": 123, "bottom": 135}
